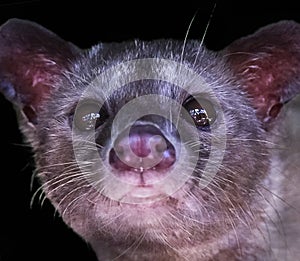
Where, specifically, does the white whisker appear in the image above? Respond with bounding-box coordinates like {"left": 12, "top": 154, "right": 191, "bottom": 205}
{"left": 192, "top": 2, "right": 217, "bottom": 68}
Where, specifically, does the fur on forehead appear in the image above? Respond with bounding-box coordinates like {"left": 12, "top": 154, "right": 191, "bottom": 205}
{"left": 64, "top": 39, "right": 240, "bottom": 107}
{"left": 78, "top": 39, "right": 224, "bottom": 81}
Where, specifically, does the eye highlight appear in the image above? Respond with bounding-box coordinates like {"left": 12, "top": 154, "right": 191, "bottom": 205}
{"left": 183, "top": 96, "right": 216, "bottom": 129}
{"left": 73, "top": 102, "right": 108, "bottom": 131}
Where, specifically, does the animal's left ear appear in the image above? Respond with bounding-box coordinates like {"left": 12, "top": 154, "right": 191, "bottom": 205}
{"left": 223, "top": 20, "right": 300, "bottom": 129}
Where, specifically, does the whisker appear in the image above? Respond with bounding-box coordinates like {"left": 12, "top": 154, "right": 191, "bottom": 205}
{"left": 179, "top": 9, "right": 199, "bottom": 66}
{"left": 226, "top": 210, "right": 242, "bottom": 255}
{"left": 111, "top": 232, "right": 146, "bottom": 261}
{"left": 55, "top": 182, "right": 91, "bottom": 216}
{"left": 61, "top": 191, "right": 90, "bottom": 218}
{"left": 192, "top": 2, "right": 217, "bottom": 68}
{"left": 257, "top": 184, "right": 300, "bottom": 214}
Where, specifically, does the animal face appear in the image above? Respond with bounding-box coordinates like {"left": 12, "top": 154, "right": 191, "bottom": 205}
{"left": 1, "top": 17, "right": 300, "bottom": 260}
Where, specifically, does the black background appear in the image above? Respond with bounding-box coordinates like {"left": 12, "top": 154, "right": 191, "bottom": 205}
{"left": 0, "top": 1, "right": 300, "bottom": 260}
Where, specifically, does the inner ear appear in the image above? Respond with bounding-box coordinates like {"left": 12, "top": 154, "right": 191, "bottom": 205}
{"left": 0, "top": 18, "right": 81, "bottom": 124}
{"left": 223, "top": 20, "right": 300, "bottom": 129}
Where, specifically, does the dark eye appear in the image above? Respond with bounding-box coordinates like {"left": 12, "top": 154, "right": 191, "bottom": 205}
{"left": 183, "top": 96, "right": 216, "bottom": 129}
{"left": 73, "top": 102, "right": 108, "bottom": 131}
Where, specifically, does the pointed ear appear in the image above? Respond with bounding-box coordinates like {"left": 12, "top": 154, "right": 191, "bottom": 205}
{"left": 0, "top": 18, "right": 81, "bottom": 125}
{"left": 223, "top": 20, "right": 300, "bottom": 129}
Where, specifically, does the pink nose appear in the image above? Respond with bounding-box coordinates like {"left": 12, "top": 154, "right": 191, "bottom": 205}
{"left": 109, "top": 125, "right": 176, "bottom": 172}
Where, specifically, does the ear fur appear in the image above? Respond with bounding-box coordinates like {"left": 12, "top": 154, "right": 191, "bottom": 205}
{"left": 0, "top": 18, "right": 81, "bottom": 125}
{"left": 223, "top": 20, "right": 300, "bottom": 129}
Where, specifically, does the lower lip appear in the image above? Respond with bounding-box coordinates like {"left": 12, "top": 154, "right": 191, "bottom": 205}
{"left": 123, "top": 186, "right": 167, "bottom": 204}
{"left": 130, "top": 186, "right": 158, "bottom": 198}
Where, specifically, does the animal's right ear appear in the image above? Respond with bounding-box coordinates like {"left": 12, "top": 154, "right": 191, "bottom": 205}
{"left": 0, "top": 18, "right": 81, "bottom": 126}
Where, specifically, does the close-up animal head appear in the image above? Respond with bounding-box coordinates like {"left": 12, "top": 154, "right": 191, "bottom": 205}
{"left": 1, "top": 4, "right": 300, "bottom": 261}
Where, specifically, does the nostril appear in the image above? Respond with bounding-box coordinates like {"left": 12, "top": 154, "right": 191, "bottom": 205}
{"left": 156, "top": 143, "right": 166, "bottom": 153}
{"left": 150, "top": 135, "right": 167, "bottom": 154}
{"left": 155, "top": 144, "right": 176, "bottom": 170}
{"left": 114, "top": 143, "right": 125, "bottom": 156}
{"left": 109, "top": 148, "right": 132, "bottom": 171}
